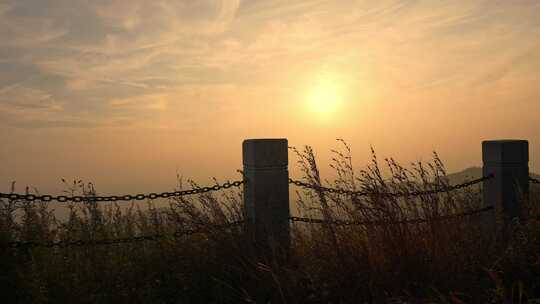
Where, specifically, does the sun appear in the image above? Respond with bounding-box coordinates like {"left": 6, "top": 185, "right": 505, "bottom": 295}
{"left": 307, "top": 75, "right": 343, "bottom": 117}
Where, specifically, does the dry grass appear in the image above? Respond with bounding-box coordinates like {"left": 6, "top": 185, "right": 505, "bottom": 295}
{"left": 1, "top": 141, "right": 540, "bottom": 303}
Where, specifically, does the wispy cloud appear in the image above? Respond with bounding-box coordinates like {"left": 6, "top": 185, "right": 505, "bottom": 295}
{"left": 0, "top": 0, "right": 539, "bottom": 130}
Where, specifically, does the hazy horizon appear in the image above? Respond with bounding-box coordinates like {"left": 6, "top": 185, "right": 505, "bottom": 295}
{"left": 1, "top": 0, "right": 540, "bottom": 196}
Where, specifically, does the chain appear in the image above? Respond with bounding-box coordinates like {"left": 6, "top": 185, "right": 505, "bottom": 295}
{"left": 289, "top": 174, "right": 494, "bottom": 198}
{"left": 289, "top": 206, "right": 494, "bottom": 226}
{"left": 530, "top": 177, "right": 540, "bottom": 184}
{"left": 288, "top": 179, "right": 369, "bottom": 196}
{"left": 2, "top": 220, "right": 244, "bottom": 249}
{"left": 0, "top": 180, "right": 243, "bottom": 203}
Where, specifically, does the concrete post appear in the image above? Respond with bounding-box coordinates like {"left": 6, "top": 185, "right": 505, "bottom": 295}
{"left": 243, "top": 139, "right": 290, "bottom": 257}
{"left": 482, "top": 140, "right": 529, "bottom": 233}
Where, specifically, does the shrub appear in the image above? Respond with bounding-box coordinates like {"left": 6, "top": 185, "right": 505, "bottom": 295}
{"left": 1, "top": 141, "right": 539, "bottom": 303}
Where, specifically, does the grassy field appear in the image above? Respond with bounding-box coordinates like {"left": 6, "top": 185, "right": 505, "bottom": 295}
{"left": 2, "top": 142, "right": 540, "bottom": 303}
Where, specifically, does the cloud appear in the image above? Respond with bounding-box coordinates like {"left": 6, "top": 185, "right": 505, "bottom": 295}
{"left": 0, "top": 85, "right": 61, "bottom": 111}
{"left": 0, "top": 3, "right": 68, "bottom": 48}
{"left": 1, "top": 118, "right": 102, "bottom": 129}
{"left": 0, "top": 0, "right": 539, "bottom": 131}
{"left": 109, "top": 94, "right": 168, "bottom": 111}
{"left": 0, "top": 85, "right": 83, "bottom": 129}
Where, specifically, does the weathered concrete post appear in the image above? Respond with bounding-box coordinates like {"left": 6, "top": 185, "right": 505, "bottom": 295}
{"left": 482, "top": 140, "right": 529, "bottom": 233}
{"left": 243, "top": 139, "right": 290, "bottom": 258}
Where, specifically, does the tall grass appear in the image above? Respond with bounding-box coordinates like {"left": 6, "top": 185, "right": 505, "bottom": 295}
{"left": 1, "top": 141, "right": 539, "bottom": 303}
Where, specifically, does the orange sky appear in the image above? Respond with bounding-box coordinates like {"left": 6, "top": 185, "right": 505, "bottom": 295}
{"left": 1, "top": 0, "right": 539, "bottom": 195}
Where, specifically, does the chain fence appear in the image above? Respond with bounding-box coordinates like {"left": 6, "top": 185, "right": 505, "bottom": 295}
{"left": 1, "top": 176, "right": 244, "bottom": 249}
{"left": 289, "top": 206, "right": 494, "bottom": 226}
{"left": 0, "top": 180, "right": 243, "bottom": 203}
{"left": 2, "top": 220, "right": 245, "bottom": 249}
{"left": 3, "top": 174, "right": 539, "bottom": 248}
{"left": 0, "top": 173, "right": 501, "bottom": 204}
{"left": 289, "top": 174, "right": 494, "bottom": 198}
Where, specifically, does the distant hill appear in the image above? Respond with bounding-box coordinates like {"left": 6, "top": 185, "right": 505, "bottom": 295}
{"left": 446, "top": 167, "right": 540, "bottom": 185}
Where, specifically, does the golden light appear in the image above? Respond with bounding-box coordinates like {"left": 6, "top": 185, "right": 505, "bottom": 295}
{"left": 307, "top": 74, "right": 344, "bottom": 118}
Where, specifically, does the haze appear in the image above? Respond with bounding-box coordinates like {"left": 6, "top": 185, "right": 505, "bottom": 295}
{"left": 1, "top": 0, "right": 539, "bottom": 196}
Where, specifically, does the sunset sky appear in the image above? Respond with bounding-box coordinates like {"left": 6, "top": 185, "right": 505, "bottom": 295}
{"left": 1, "top": 0, "right": 539, "bottom": 195}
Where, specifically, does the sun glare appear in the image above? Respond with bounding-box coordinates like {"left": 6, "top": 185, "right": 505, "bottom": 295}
{"left": 307, "top": 75, "right": 343, "bottom": 118}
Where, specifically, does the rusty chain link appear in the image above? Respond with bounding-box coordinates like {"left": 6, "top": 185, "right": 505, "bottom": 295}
{"left": 2, "top": 220, "right": 245, "bottom": 249}
{"left": 289, "top": 174, "right": 494, "bottom": 198}
{"left": 290, "top": 206, "right": 494, "bottom": 226}
{"left": 530, "top": 177, "right": 540, "bottom": 184}
{"left": 0, "top": 180, "right": 243, "bottom": 203}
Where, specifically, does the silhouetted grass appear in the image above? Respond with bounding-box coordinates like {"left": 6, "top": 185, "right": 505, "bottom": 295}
{"left": 1, "top": 141, "right": 539, "bottom": 303}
